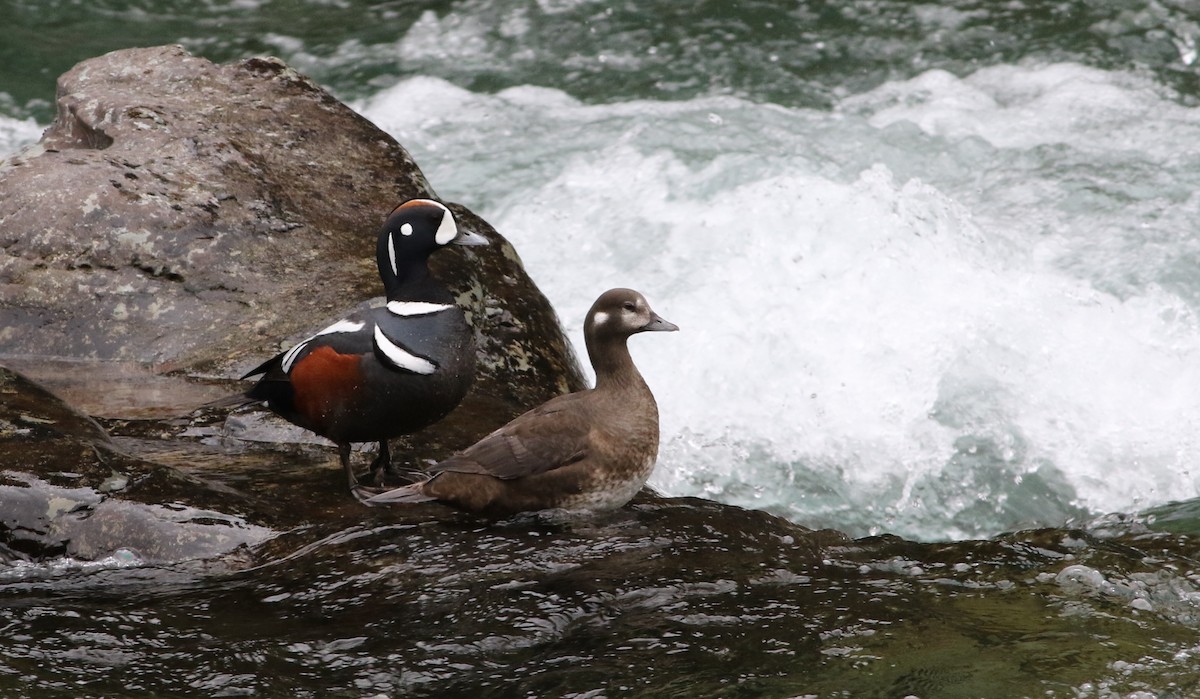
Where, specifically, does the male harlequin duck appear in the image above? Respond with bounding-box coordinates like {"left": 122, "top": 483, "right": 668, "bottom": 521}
{"left": 241, "top": 199, "right": 485, "bottom": 492}
{"left": 359, "top": 288, "right": 677, "bottom": 516}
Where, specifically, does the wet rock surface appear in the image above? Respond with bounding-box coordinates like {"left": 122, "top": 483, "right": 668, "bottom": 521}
{"left": 0, "top": 366, "right": 272, "bottom": 563}
{"left": 5, "top": 357, "right": 1199, "bottom": 698}
{"left": 0, "top": 362, "right": 864, "bottom": 698}
{"left": 3, "top": 463, "right": 1200, "bottom": 698}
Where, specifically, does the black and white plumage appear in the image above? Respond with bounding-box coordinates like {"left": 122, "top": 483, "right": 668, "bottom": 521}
{"left": 241, "top": 199, "right": 485, "bottom": 491}
{"left": 361, "top": 288, "right": 677, "bottom": 517}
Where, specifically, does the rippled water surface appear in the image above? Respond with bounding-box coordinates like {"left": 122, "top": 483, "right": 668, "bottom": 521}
{"left": 4, "top": 492, "right": 1200, "bottom": 698}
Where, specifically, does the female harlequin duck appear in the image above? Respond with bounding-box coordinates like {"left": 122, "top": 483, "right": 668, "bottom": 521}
{"left": 360, "top": 288, "right": 677, "bottom": 517}
{"left": 242, "top": 199, "right": 485, "bottom": 492}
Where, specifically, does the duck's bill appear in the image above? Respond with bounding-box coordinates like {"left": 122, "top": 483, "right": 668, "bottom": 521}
{"left": 453, "top": 229, "right": 489, "bottom": 246}
{"left": 641, "top": 313, "right": 679, "bottom": 332}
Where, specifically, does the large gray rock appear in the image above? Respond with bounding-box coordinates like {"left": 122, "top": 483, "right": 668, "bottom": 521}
{"left": 0, "top": 45, "right": 584, "bottom": 412}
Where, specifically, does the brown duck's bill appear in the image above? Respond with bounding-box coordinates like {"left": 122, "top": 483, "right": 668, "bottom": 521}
{"left": 641, "top": 312, "right": 679, "bottom": 333}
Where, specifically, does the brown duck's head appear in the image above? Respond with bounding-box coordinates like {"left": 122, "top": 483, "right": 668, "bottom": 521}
{"left": 584, "top": 288, "right": 679, "bottom": 341}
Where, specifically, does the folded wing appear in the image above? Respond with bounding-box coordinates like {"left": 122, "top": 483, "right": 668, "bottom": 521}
{"left": 432, "top": 392, "right": 594, "bottom": 480}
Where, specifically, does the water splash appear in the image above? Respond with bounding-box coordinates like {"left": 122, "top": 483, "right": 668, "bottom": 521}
{"left": 1, "top": 548, "right": 144, "bottom": 582}
{"left": 0, "top": 111, "right": 42, "bottom": 160}
{"left": 358, "top": 62, "right": 1200, "bottom": 540}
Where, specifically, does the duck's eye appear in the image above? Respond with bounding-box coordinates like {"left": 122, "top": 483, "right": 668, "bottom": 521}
{"left": 622, "top": 302, "right": 637, "bottom": 312}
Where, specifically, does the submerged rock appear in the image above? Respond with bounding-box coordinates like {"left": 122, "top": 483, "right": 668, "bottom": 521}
{"left": 3, "top": 478, "right": 1199, "bottom": 698}
{"left": 0, "top": 367, "right": 272, "bottom": 563}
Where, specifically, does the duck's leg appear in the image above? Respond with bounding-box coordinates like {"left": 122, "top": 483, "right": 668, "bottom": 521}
{"left": 368, "top": 440, "right": 392, "bottom": 487}
{"left": 339, "top": 442, "right": 357, "bottom": 490}
{"left": 351, "top": 441, "right": 393, "bottom": 502}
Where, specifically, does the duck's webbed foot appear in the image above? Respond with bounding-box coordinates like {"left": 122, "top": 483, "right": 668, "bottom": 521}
{"left": 368, "top": 442, "right": 430, "bottom": 484}
{"left": 351, "top": 482, "right": 390, "bottom": 503}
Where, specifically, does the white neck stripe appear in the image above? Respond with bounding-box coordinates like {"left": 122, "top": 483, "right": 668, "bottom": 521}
{"left": 387, "top": 233, "right": 398, "bottom": 276}
{"left": 317, "top": 320, "right": 366, "bottom": 336}
{"left": 387, "top": 301, "right": 453, "bottom": 317}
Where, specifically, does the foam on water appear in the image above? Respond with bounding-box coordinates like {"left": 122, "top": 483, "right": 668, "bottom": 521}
{"left": 0, "top": 110, "right": 42, "bottom": 160}
{"left": 357, "top": 62, "right": 1200, "bottom": 540}
{"left": 0, "top": 548, "right": 143, "bottom": 582}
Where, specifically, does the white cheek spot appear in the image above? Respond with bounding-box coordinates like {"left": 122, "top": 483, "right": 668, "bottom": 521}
{"left": 400, "top": 223, "right": 413, "bottom": 236}
{"left": 373, "top": 325, "right": 437, "bottom": 374}
{"left": 592, "top": 311, "right": 610, "bottom": 326}
{"left": 387, "top": 234, "right": 398, "bottom": 276}
{"left": 387, "top": 301, "right": 453, "bottom": 316}
{"left": 434, "top": 208, "right": 457, "bottom": 245}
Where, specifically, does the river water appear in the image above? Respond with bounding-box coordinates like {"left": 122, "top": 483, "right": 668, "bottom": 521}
{"left": 4, "top": 1, "right": 1200, "bottom": 695}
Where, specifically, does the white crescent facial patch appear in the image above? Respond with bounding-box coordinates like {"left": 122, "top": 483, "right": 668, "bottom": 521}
{"left": 435, "top": 206, "right": 457, "bottom": 245}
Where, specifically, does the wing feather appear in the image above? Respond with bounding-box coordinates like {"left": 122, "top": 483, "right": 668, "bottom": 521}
{"left": 431, "top": 392, "right": 594, "bottom": 480}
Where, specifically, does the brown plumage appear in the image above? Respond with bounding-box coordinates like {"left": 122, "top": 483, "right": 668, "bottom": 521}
{"left": 360, "top": 288, "right": 677, "bottom": 516}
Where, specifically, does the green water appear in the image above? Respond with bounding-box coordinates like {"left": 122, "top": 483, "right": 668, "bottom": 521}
{"left": 4, "top": 0, "right": 1199, "bottom": 123}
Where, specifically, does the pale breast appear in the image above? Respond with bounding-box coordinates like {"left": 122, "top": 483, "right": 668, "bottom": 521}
{"left": 555, "top": 454, "right": 658, "bottom": 512}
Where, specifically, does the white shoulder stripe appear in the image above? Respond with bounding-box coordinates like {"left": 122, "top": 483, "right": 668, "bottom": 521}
{"left": 387, "top": 301, "right": 453, "bottom": 316}
{"left": 316, "top": 320, "right": 366, "bottom": 336}
{"left": 280, "top": 340, "right": 310, "bottom": 373}
{"left": 373, "top": 325, "right": 437, "bottom": 374}
{"left": 280, "top": 320, "right": 365, "bottom": 373}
